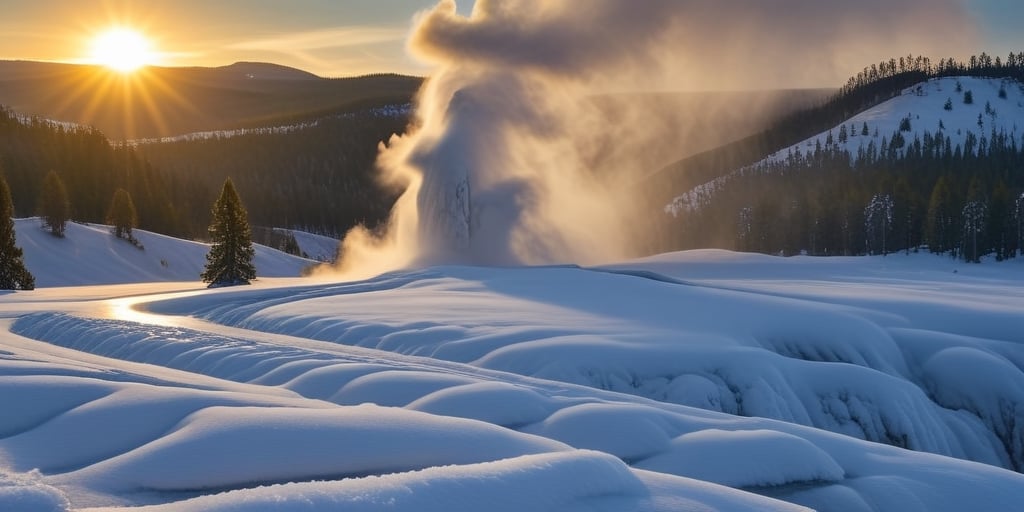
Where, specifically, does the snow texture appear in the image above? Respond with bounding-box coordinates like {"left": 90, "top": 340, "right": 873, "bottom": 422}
{"left": 2, "top": 230, "right": 1023, "bottom": 511}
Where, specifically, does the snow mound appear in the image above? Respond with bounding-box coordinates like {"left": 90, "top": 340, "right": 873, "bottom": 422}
{"left": 636, "top": 429, "right": 845, "bottom": 487}
{"left": 56, "top": 405, "right": 567, "bottom": 493}
{"left": 0, "top": 471, "right": 69, "bottom": 512}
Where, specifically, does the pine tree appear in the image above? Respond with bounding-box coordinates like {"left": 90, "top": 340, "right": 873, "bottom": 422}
{"left": 0, "top": 175, "right": 35, "bottom": 290}
{"left": 201, "top": 178, "right": 256, "bottom": 287}
{"left": 38, "top": 170, "right": 70, "bottom": 238}
{"left": 106, "top": 188, "right": 138, "bottom": 240}
{"left": 926, "top": 177, "right": 955, "bottom": 254}
{"left": 864, "top": 193, "right": 894, "bottom": 255}
{"left": 961, "top": 178, "right": 987, "bottom": 263}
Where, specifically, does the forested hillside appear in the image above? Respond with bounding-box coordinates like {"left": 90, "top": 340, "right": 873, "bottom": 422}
{"left": 137, "top": 107, "right": 410, "bottom": 238}
{"left": 1, "top": 97, "right": 410, "bottom": 246}
{"left": 0, "top": 60, "right": 421, "bottom": 139}
{"left": 0, "top": 107, "right": 188, "bottom": 236}
{"left": 659, "top": 52, "right": 1024, "bottom": 262}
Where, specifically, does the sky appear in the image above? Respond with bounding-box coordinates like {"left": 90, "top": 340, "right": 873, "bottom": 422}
{"left": 0, "top": 0, "right": 1019, "bottom": 87}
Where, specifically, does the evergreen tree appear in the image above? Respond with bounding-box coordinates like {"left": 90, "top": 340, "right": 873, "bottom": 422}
{"left": 1016, "top": 193, "right": 1024, "bottom": 257}
{"left": 0, "top": 175, "right": 35, "bottom": 290}
{"left": 38, "top": 170, "right": 70, "bottom": 237}
{"left": 201, "top": 178, "right": 256, "bottom": 287}
{"left": 926, "top": 177, "right": 955, "bottom": 254}
{"left": 987, "top": 182, "right": 1012, "bottom": 260}
{"left": 961, "top": 183, "right": 987, "bottom": 264}
{"left": 963, "top": 90, "right": 974, "bottom": 104}
{"left": 864, "top": 193, "right": 894, "bottom": 255}
{"left": 105, "top": 188, "right": 138, "bottom": 240}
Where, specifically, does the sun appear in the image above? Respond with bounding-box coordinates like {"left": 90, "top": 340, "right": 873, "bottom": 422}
{"left": 88, "top": 28, "right": 156, "bottom": 72}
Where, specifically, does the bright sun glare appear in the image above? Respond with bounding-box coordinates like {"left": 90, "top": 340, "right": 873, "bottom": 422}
{"left": 89, "top": 28, "right": 155, "bottom": 72}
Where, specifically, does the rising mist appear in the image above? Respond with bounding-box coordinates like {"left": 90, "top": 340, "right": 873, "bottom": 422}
{"left": 331, "top": 0, "right": 977, "bottom": 278}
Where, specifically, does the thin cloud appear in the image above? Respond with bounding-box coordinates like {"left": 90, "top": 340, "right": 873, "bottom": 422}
{"left": 228, "top": 25, "right": 407, "bottom": 53}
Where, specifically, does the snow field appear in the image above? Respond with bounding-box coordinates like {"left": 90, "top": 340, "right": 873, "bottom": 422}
{"left": 130, "top": 255, "right": 1024, "bottom": 471}
{"left": 3, "top": 241, "right": 1024, "bottom": 510}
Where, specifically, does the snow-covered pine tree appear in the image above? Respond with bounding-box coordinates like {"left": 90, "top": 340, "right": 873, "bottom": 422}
{"left": 0, "top": 174, "right": 35, "bottom": 290}
{"left": 864, "top": 193, "right": 894, "bottom": 255}
{"left": 38, "top": 170, "right": 70, "bottom": 237}
{"left": 201, "top": 178, "right": 256, "bottom": 287}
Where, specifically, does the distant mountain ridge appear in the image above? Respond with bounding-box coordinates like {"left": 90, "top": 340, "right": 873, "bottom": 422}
{"left": 0, "top": 59, "right": 421, "bottom": 139}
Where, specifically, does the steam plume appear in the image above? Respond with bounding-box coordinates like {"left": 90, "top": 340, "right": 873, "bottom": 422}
{"left": 332, "top": 0, "right": 976, "bottom": 278}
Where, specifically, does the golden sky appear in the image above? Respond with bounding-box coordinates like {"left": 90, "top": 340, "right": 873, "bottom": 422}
{"left": 0, "top": 0, "right": 1018, "bottom": 85}
{"left": 0, "top": 0, "right": 469, "bottom": 77}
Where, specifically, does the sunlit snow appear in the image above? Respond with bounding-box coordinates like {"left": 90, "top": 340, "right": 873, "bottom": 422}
{"left": 1, "top": 220, "right": 1022, "bottom": 511}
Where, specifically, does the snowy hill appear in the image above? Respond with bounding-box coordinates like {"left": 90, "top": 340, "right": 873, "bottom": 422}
{"left": 766, "top": 76, "right": 1023, "bottom": 164}
{"left": 274, "top": 228, "right": 340, "bottom": 262}
{"left": 668, "top": 76, "right": 1024, "bottom": 215}
{"left": 2, "top": 250, "right": 1023, "bottom": 511}
{"left": 13, "top": 218, "right": 313, "bottom": 287}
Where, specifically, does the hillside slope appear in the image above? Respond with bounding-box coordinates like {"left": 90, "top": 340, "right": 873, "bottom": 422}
{"left": 669, "top": 76, "right": 1024, "bottom": 215}
{"left": 0, "top": 60, "right": 421, "bottom": 138}
{"left": 13, "top": 218, "right": 313, "bottom": 287}
{"left": 762, "top": 76, "right": 1023, "bottom": 166}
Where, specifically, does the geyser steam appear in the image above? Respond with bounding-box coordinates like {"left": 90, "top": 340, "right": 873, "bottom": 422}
{"left": 333, "top": 0, "right": 975, "bottom": 278}
{"left": 336, "top": 0, "right": 675, "bottom": 275}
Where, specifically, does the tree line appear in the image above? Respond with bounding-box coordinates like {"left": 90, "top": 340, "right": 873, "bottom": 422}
{"left": 0, "top": 102, "right": 409, "bottom": 243}
{"left": 137, "top": 108, "right": 409, "bottom": 239}
{"left": 671, "top": 121, "right": 1024, "bottom": 261}
{"left": 0, "top": 108, "right": 188, "bottom": 237}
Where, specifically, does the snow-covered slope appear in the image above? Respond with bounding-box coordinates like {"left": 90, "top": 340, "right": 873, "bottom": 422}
{"left": 275, "top": 228, "right": 340, "bottom": 262}
{"left": 668, "top": 76, "right": 1024, "bottom": 214}
{"left": 13, "top": 218, "right": 313, "bottom": 287}
{"left": 768, "top": 76, "right": 1023, "bottom": 163}
{"left": 3, "top": 251, "right": 1023, "bottom": 511}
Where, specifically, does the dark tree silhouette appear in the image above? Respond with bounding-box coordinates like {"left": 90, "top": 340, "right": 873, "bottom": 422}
{"left": 0, "top": 174, "right": 35, "bottom": 290}
{"left": 38, "top": 170, "right": 70, "bottom": 237}
{"left": 201, "top": 178, "right": 256, "bottom": 287}
{"left": 106, "top": 188, "right": 138, "bottom": 241}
